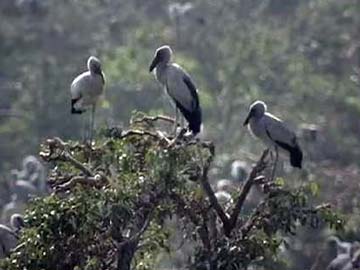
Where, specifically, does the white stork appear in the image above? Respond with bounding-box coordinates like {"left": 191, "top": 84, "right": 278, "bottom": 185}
{"left": 243, "top": 101, "right": 303, "bottom": 173}
{"left": 149, "top": 45, "right": 202, "bottom": 135}
{"left": 70, "top": 56, "right": 105, "bottom": 142}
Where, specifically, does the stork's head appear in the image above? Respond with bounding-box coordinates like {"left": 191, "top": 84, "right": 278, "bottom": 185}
{"left": 87, "top": 56, "right": 102, "bottom": 74}
{"left": 10, "top": 213, "right": 25, "bottom": 231}
{"left": 149, "top": 45, "right": 173, "bottom": 72}
{"left": 243, "top": 100, "right": 267, "bottom": 126}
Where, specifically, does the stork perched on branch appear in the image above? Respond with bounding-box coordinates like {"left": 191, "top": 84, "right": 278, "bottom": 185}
{"left": 0, "top": 214, "right": 24, "bottom": 259}
{"left": 70, "top": 56, "right": 105, "bottom": 142}
{"left": 243, "top": 101, "right": 303, "bottom": 178}
{"left": 149, "top": 45, "right": 202, "bottom": 136}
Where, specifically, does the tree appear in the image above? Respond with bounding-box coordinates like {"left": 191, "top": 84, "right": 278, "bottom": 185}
{"left": 0, "top": 114, "right": 341, "bottom": 270}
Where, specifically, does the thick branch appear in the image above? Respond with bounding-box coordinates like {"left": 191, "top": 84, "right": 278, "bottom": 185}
{"left": 240, "top": 201, "right": 266, "bottom": 236}
{"left": 120, "top": 129, "right": 159, "bottom": 139}
{"left": 200, "top": 168, "right": 230, "bottom": 230}
{"left": 228, "top": 149, "right": 269, "bottom": 232}
{"left": 63, "top": 152, "right": 94, "bottom": 176}
{"left": 131, "top": 115, "right": 175, "bottom": 125}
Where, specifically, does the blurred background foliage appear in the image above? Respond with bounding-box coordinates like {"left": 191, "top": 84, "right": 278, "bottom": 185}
{"left": 0, "top": 0, "right": 359, "bottom": 269}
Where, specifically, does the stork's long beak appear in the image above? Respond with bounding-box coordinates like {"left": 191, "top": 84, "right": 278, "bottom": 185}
{"left": 149, "top": 55, "right": 160, "bottom": 72}
{"left": 243, "top": 111, "right": 252, "bottom": 126}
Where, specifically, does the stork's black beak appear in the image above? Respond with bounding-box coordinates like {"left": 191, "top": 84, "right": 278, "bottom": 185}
{"left": 243, "top": 111, "right": 252, "bottom": 126}
{"left": 149, "top": 55, "right": 160, "bottom": 72}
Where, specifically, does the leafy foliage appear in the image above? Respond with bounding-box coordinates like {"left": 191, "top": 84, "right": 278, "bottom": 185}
{"left": 0, "top": 115, "right": 341, "bottom": 270}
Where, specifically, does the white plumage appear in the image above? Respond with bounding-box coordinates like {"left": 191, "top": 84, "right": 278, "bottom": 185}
{"left": 230, "top": 160, "right": 248, "bottom": 182}
{"left": 243, "top": 100, "right": 303, "bottom": 168}
{"left": 215, "top": 179, "right": 236, "bottom": 193}
{"left": 149, "top": 45, "right": 202, "bottom": 135}
{"left": 70, "top": 56, "right": 105, "bottom": 142}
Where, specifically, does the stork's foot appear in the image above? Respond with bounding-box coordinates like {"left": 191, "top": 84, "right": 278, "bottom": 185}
{"left": 156, "top": 130, "right": 172, "bottom": 145}
{"left": 167, "top": 128, "right": 188, "bottom": 147}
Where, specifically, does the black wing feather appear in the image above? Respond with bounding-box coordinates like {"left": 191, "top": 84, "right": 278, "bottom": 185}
{"left": 265, "top": 126, "right": 302, "bottom": 168}
{"left": 183, "top": 74, "right": 199, "bottom": 109}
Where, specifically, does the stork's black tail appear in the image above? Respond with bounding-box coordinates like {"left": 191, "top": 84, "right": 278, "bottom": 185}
{"left": 175, "top": 101, "right": 202, "bottom": 135}
{"left": 274, "top": 139, "right": 303, "bottom": 169}
{"left": 289, "top": 144, "right": 303, "bottom": 169}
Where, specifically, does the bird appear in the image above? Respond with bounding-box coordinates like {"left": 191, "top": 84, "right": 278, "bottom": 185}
{"left": 326, "top": 243, "right": 360, "bottom": 270}
{"left": 215, "top": 179, "right": 237, "bottom": 193}
{"left": 0, "top": 214, "right": 24, "bottom": 259}
{"left": 230, "top": 160, "right": 248, "bottom": 182}
{"left": 328, "top": 236, "right": 352, "bottom": 256}
{"left": 243, "top": 100, "right": 303, "bottom": 173}
{"left": 10, "top": 214, "right": 25, "bottom": 234}
{"left": 70, "top": 56, "right": 105, "bottom": 142}
{"left": 11, "top": 155, "right": 46, "bottom": 194}
{"left": 149, "top": 45, "right": 202, "bottom": 135}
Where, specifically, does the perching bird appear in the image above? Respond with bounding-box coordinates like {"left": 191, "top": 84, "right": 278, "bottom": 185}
{"left": 0, "top": 214, "right": 24, "bottom": 259}
{"left": 149, "top": 45, "right": 202, "bottom": 135}
{"left": 230, "top": 160, "right": 248, "bottom": 182}
{"left": 215, "top": 179, "right": 237, "bottom": 193}
{"left": 328, "top": 236, "right": 353, "bottom": 256}
{"left": 243, "top": 100, "right": 303, "bottom": 169}
{"left": 70, "top": 56, "right": 105, "bottom": 142}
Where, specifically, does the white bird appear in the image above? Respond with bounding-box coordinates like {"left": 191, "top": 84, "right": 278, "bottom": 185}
{"left": 214, "top": 191, "right": 233, "bottom": 209}
{"left": 328, "top": 236, "right": 352, "bottom": 256}
{"left": 70, "top": 56, "right": 105, "bottom": 142}
{"left": 10, "top": 179, "right": 38, "bottom": 203}
{"left": 216, "top": 179, "right": 236, "bottom": 193}
{"left": 149, "top": 45, "right": 202, "bottom": 135}
{"left": 230, "top": 160, "right": 248, "bottom": 182}
{"left": 0, "top": 214, "right": 24, "bottom": 259}
{"left": 243, "top": 100, "right": 303, "bottom": 169}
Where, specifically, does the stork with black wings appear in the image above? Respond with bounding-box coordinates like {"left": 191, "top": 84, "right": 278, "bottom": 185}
{"left": 149, "top": 45, "right": 202, "bottom": 136}
{"left": 243, "top": 100, "right": 303, "bottom": 179}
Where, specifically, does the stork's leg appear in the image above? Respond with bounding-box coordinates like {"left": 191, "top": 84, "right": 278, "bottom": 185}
{"left": 89, "top": 104, "right": 96, "bottom": 144}
{"left": 270, "top": 146, "right": 279, "bottom": 181}
{"left": 180, "top": 113, "right": 185, "bottom": 130}
{"left": 82, "top": 112, "right": 88, "bottom": 143}
{"left": 173, "top": 107, "right": 178, "bottom": 135}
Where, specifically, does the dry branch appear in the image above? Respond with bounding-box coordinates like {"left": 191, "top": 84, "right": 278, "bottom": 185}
{"left": 54, "top": 174, "right": 108, "bottom": 193}
{"left": 131, "top": 115, "right": 175, "bottom": 125}
{"left": 228, "top": 149, "right": 269, "bottom": 232}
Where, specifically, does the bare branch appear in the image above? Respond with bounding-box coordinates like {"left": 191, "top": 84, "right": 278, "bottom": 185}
{"left": 131, "top": 115, "right": 175, "bottom": 125}
{"left": 198, "top": 144, "right": 231, "bottom": 233}
{"left": 120, "top": 129, "right": 160, "bottom": 139}
{"left": 240, "top": 201, "right": 266, "bottom": 236}
{"left": 54, "top": 174, "right": 108, "bottom": 193}
{"left": 130, "top": 210, "right": 153, "bottom": 245}
{"left": 63, "top": 152, "right": 94, "bottom": 176}
{"left": 228, "top": 149, "right": 269, "bottom": 232}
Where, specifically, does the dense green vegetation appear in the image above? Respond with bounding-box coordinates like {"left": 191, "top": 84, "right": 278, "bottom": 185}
{"left": 0, "top": 116, "right": 341, "bottom": 270}
{"left": 0, "top": 0, "right": 359, "bottom": 269}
